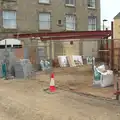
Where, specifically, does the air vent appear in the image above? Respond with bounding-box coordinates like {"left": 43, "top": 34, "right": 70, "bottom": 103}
{"left": 57, "top": 20, "right": 63, "bottom": 26}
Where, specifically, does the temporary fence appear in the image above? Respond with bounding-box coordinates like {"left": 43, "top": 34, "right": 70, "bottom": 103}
{"left": 20, "top": 38, "right": 110, "bottom": 69}
{"left": 1, "top": 36, "right": 119, "bottom": 79}
{"left": 24, "top": 38, "right": 120, "bottom": 72}
{"left": 101, "top": 38, "right": 120, "bottom": 71}
{"left": 112, "top": 39, "right": 120, "bottom": 71}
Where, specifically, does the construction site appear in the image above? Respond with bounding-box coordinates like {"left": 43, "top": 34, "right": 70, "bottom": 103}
{"left": 0, "top": 20, "right": 120, "bottom": 120}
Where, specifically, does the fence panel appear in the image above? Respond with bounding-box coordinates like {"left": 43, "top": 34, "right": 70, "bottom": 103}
{"left": 113, "top": 39, "right": 120, "bottom": 70}
{"left": 24, "top": 46, "right": 29, "bottom": 59}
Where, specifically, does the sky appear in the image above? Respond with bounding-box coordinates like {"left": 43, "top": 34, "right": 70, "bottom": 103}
{"left": 101, "top": 0, "right": 120, "bottom": 29}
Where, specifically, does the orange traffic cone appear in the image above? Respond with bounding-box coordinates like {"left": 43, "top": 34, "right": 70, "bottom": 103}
{"left": 49, "top": 73, "right": 56, "bottom": 92}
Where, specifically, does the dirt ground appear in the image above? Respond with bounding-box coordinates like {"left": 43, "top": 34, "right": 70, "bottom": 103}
{"left": 0, "top": 65, "right": 120, "bottom": 120}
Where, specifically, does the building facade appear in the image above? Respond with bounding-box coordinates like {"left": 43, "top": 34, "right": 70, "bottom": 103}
{"left": 113, "top": 12, "right": 120, "bottom": 39}
{"left": 113, "top": 12, "right": 120, "bottom": 69}
{"left": 0, "top": 0, "right": 101, "bottom": 59}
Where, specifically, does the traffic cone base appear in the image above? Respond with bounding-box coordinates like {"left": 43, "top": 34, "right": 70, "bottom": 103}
{"left": 50, "top": 86, "right": 56, "bottom": 92}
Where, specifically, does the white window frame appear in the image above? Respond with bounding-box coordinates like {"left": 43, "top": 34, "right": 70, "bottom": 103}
{"left": 88, "top": 0, "right": 96, "bottom": 9}
{"left": 65, "top": 14, "right": 76, "bottom": 31}
{"left": 39, "top": 13, "right": 51, "bottom": 30}
{"left": 88, "top": 16, "right": 97, "bottom": 31}
{"left": 65, "top": 0, "right": 76, "bottom": 7}
{"left": 3, "top": 11, "right": 17, "bottom": 29}
{"left": 39, "top": 0, "right": 50, "bottom": 4}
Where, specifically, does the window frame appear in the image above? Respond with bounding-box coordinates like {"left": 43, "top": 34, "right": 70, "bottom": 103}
{"left": 65, "top": 14, "right": 76, "bottom": 31}
{"left": 39, "top": 12, "right": 51, "bottom": 30}
{"left": 88, "top": 0, "right": 96, "bottom": 9}
{"left": 39, "top": 0, "right": 50, "bottom": 4}
{"left": 88, "top": 16, "right": 97, "bottom": 31}
{"left": 2, "top": 10, "right": 17, "bottom": 29}
{"left": 65, "top": 0, "right": 76, "bottom": 7}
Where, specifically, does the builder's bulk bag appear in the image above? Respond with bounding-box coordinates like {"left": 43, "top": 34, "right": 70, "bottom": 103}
{"left": 93, "top": 65, "right": 114, "bottom": 87}
{"left": 100, "top": 70, "right": 113, "bottom": 88}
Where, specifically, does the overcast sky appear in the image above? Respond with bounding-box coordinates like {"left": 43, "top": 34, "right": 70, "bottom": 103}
{"left": 101, "top": 0, "right": 119, "bottom": 28}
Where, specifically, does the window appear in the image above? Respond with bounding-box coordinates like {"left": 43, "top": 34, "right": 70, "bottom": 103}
{"left": 88, "top": 0, "right": 95, "bottom": 8}
{"left": 39, "top": 13, "right": 51, "bottom": 30}
{"left": 65, "top": 15, "right": 76, "bottom": 31}
{"left": 65, "top": 0, "right": 75, "bottom": 6}
{"left": 39, "top": 0, "right": 50, "bottom": 4}
{"left": 88, "top": 16, "right": 96, "bottom": 31}
{"left": 3, "top": 11, "right": 16, "bottom": 29}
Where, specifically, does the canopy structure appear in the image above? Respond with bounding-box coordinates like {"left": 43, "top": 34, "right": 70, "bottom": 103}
{"left": 13, "top": 30, "right": 112, "bottom": 41}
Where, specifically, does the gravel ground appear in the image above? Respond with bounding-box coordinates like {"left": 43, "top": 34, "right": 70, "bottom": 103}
{"left": 0, "top": 66, "right": 119, "bottom": 120}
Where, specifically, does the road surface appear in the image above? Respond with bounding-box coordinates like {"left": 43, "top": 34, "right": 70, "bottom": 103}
{"left": 0, "top": 79, "right": 119, "bottom": 120}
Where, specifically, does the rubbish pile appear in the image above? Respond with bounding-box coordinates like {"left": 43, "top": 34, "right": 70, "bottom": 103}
{"left": 93, "top": 64, "right": 114, "bottom": 88}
